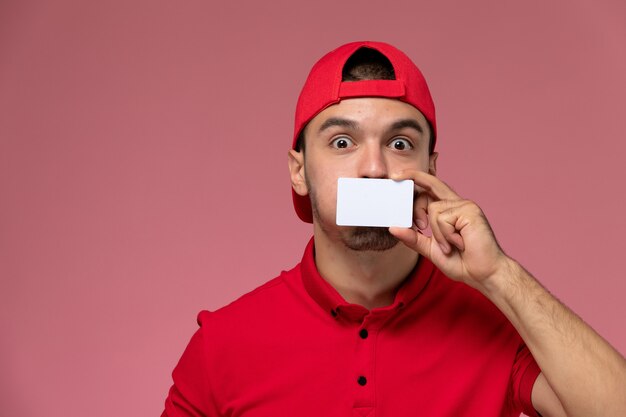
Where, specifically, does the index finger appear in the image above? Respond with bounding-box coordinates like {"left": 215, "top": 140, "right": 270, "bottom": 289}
{"left": 390, "top": 169, "right": 460, "bottom": 202}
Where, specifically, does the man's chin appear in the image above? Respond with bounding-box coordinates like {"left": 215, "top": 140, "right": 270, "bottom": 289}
{"left": 342, "top": 227, "right": 399, "bottom": 252}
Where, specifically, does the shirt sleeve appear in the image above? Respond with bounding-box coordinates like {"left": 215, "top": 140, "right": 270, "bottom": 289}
{"left": 161, "top": 311, "right": 220, "bottom": 417}
{"left": 509, "top": 342, "right": 542, "bottom": 417}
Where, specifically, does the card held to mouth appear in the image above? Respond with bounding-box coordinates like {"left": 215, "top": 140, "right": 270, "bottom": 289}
{"left": 336, "top": 178, "right": 414, "bottom": 228}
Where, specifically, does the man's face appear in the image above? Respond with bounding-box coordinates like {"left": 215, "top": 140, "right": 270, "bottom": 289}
{"left": 289, "top": 97, "right": 437, "bottom": 251}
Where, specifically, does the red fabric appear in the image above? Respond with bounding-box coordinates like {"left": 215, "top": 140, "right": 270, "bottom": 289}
{"left": 162, "top": 238, "right": 541, "bottom": 417}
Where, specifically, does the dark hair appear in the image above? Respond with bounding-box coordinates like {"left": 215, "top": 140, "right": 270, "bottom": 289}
{"left": 295, "top": 47, "right": 433, "bottom": 154}
{"left": 341, "top": 47, "right": 396, "bottom": 81}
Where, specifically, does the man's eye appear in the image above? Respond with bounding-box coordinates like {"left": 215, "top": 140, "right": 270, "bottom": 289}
{"left": 331, "top": 137, "right": 354, "bottom": 149}
{"left": 389, "top": 138, "right": 413, "bottom": 150}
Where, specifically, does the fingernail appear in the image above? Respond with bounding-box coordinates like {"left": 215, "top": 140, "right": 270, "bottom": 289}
{"left": 417, "top": 220, "right": 426, "bottom": 229}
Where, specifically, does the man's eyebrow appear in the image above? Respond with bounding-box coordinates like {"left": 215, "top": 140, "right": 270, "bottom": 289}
{"left": 318, "top": 117, "right": 359, "bottom": 134}
{"left": 389, "top": 119, "right": 424, "bottom": 134}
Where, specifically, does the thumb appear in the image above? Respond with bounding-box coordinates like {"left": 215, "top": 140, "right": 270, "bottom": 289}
{"left": 389, "top": 227, "right": 431, "bottom": 258}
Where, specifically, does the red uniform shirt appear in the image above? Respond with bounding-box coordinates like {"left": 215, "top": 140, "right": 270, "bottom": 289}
{"left": 163, "top": 238, "right": 541, "bottom": 417}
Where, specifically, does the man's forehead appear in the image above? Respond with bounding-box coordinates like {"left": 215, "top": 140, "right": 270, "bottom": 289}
{"left": 308, "top": 97, "right": 430, "bottom": 132}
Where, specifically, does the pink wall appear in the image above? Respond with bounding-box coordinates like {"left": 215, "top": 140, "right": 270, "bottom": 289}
{"left": 1, "top": 1, "right": 624, "bottom": 416}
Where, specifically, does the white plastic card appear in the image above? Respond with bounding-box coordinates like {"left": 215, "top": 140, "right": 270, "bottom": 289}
{"left": 336, "top": 178, "right": 414, "bottom": 227}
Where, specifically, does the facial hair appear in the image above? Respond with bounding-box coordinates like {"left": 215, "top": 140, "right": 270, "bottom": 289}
{"left": 306, "top": 175, "right": 399, "bottom": 252}
{"left": 340, "top": 225, "right": 400, "bottom": 251}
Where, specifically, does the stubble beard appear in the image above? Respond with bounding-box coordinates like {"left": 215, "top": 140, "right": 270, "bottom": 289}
{"left": 306, "top": 176, "right": 399, "bottom": 252}
{"left": 340, "top": 226, "right": 399, "bottom": 251}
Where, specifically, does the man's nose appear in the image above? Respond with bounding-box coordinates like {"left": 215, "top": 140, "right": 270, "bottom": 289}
{"left": 358, "top": 144, "right": 388, "bottom": 179}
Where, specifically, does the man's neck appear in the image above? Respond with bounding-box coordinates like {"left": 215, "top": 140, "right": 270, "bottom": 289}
{"left": 313, "top": 226, "right": 419, "bottom": 310}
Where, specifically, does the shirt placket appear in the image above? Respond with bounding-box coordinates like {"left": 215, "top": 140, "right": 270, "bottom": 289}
{"left": 349, "top": 309, "right": 392, "bottom": 417}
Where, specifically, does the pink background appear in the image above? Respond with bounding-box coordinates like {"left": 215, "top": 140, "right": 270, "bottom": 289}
{"left": 1, "top": 1, "right": 624, "bottom": 416}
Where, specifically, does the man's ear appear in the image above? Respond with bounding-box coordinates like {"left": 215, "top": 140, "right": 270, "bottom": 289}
{"left": 288, "top": 149, "right": 308, "bottom": 196}
{"left": 428, "top": 152, "right": 439, "bottom": 176}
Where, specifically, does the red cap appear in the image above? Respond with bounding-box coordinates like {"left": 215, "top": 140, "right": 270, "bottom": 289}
{"left": 291, "top": 41, "right": 436, "bottom": 223}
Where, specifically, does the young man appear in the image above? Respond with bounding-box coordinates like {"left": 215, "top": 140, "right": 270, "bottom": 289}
{"left": 162, "top": 42, "right": 625, "bottom": 417}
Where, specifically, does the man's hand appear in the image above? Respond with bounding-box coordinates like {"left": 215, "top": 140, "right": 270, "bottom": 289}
{"left": 389, "top": 169, "right": 626, "bottom": 417}
{"left": 388, "top": 169, "right": 510, "bottom": 292}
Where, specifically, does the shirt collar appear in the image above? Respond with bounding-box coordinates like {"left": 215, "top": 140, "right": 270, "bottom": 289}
{"left": 300, "top": 236, "right": 435, "bottom": 322}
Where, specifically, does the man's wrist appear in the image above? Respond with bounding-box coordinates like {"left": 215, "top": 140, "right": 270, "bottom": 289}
{"left": 478, "top": 255, "right": 529, "bottom": 304}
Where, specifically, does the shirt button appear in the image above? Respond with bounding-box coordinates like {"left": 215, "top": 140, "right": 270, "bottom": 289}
{"left": 357, "top": 376, "right": 367, "bottom": 386}
{"left": 359, "top": 328, "right": 368, "bottom": 339}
